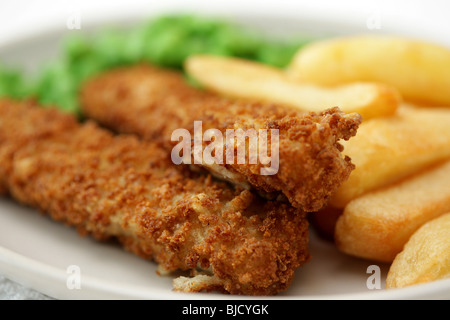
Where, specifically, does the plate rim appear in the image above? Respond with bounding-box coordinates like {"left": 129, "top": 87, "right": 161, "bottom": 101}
{"left": 1, "top": 245, "right": 449, "bottom": 300}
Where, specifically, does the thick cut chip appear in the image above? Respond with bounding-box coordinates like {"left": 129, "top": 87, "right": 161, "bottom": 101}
{"left": 386, "top": 213, "right": 450, "bottom": 288}
{"left": 288, "top": 35, "right": 450, "bottom": 107}
{"left": 186, "top": 54, "right": 400, "bottom": 120}
{"left": 335, "top": 160, "right": 450, "bottom": 262}
{"left": 330, "top": 105, "right": 450, "bottom": 208}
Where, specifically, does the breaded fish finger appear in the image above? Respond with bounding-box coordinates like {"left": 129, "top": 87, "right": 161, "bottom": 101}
{"left": 0, "top": 99, "right": 309, "bottom": 296}
{"left": 80, "top": 64, "right": 362, "bottom": 212}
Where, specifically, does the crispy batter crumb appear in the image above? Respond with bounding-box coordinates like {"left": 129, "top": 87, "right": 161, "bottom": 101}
{"left": 80, "top": 64, "right": 362, "bottom": 212}
{"left": 0, "top": 99, "right": 309, "bottom": 295}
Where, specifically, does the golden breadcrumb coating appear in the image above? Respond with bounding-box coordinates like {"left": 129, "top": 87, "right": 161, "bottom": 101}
{"left": 80, "top": 64, "right": 362, "bottom": 212}
{"left": 0, "top": 99, "right": 309, "bottom": 295}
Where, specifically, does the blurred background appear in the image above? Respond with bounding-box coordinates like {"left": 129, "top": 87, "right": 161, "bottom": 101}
{"left": 1, "top": 0, "right": 449, "bottom": 114}
{"left": 1, "top": 0, "right": 450, "bottom": 46}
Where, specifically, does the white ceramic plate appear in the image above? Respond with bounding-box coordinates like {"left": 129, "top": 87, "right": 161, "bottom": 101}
{"left": 1, "top": 1, "right": 449, "bottom": 300}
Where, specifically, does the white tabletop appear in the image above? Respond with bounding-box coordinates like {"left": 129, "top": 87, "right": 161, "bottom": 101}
{"left": 0, "top": 275, "right": 51, "bottom": 300}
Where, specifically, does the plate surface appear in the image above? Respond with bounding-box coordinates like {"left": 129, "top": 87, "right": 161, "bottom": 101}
{"left": 1, "top": 2, "right": 449, "bottom": 300}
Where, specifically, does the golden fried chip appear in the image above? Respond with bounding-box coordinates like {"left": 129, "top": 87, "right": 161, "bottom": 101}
{"left": 335, "top": 160, "right": 450, "bottom": 262}
{"left": 330, "top": 105, "right": 450, "bottom": 208}
{"left": 287, "top": 35, "right": 450, "bottom": 107}
{"left": 386, "top": 213, "right": 450, "bottom": 288}
{"left": 185, "top": 54, "right": 399, "bottom": 120}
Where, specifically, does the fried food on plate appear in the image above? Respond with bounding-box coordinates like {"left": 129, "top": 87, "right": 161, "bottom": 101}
{"left": 80, "top": 64, "right": 362, "bottom": 212}
{"left": 330, "top": 105, "right": 450, "bottom": 208}
{"left": 0, "top": 99, "right": 310, "bottom": 296}
{"left": 335, "top": 160, "right": 450, "bottom": 262}
{"left": 386, "top": 212, "right": 450, "bottom": 288}
{"left": 287, "top": 35, "right": 450, "bottom": 107}
{"left": 185, "top": 55, "right": 400, "bottom": 120}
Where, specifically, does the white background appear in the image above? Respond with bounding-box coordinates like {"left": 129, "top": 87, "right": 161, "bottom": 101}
{"left": 1, "top": 0, "right": 450, "bottom": 46}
